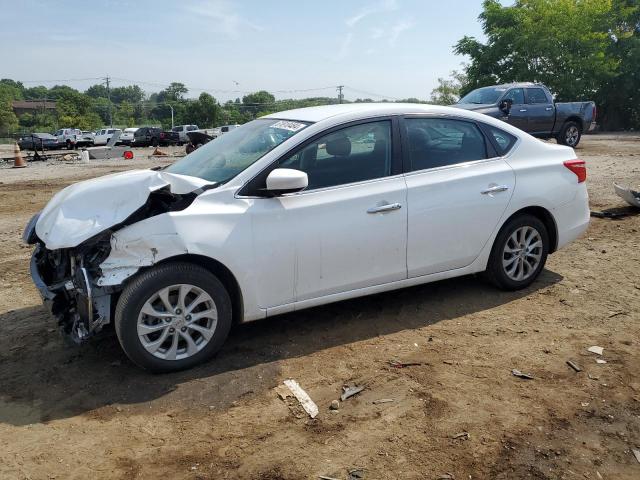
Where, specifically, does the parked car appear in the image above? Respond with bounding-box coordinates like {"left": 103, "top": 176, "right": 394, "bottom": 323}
{"left": 93, "top": 128, "right": 122, "bottom": 146}
{"left": 131, "top": 127, "right": 179, "bottom": 147}
{"left": 18, "top": 133, "right": 60, "bottom": 151}
{"left": 453, "top": 82, "right": 596, "bottom": 147}
{"left": 117, "top": 128, "right": 139, "bottom": 145}
{"left": 53, "top": 128, "right": 94, "bottom": 149}
{"left": 171, "top": 124, "right": 199, "bottom": 144}
{"left": 24, "top": 103, "right": 589, "bottom": 372}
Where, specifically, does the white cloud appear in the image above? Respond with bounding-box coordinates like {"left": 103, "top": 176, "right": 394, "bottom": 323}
{"left": 185, "top": 0, "right": 262, "bottom": 37}
{"left": 388, "top": 19, "right": 415, "bottom": 45}
{"left": 346, "top": 0, "right": 398, "bottom": 28}
{"left": 337, "top": 32, "right": 354, "bottom": 60}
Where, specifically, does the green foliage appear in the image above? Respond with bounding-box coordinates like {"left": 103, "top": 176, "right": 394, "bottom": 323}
{"left": 455, "top": 0, "right": 640, "bottom": 129}
{"left": 430, "top": 70, "right": 468, "bottom": 105}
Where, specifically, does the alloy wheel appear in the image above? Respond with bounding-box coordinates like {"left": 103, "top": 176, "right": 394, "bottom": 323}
{"left": 137, "top": 284, "right": 218, "bottom": 361}
{"left": 502, "top": 226, "right": 543, "bottom": 282}
{"left": 565, "top": 125, "right": 579, "bottom": 147}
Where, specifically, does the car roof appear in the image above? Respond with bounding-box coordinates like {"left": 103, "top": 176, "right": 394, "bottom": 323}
{"left": 262, "top": 103, "right": 489, "bottom": 123}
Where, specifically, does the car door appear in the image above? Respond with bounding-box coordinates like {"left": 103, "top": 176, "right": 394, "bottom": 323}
{"left": 525, "top": 87, "right": 555, "bottom": 135}
{"left": 247, "top": 118, "right": 408, "bottom": 309}
{"left": 403, "top": 116, "right": 515, "bottom": 277}
{"left": 501, "top": 88, "right": 528, "bottom": 131}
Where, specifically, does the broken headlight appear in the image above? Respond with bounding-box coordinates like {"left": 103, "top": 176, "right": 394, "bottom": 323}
{"left": 22, "top": 211, "right": 41, "bottom": 245}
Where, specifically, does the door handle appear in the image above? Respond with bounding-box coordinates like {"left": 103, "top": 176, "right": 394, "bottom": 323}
{"left": 481, "top": 185, "right": 509, "bottom": 195}
{"left": 545, "top": 107, "right": 553, "bottom": 111}
{"left": 367, "top": 202, "right": 402, "bottom": 214}
{"left": 519, "top": 109, "right": 527, "bottom": 112}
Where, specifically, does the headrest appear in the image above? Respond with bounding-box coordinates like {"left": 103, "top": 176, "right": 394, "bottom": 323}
{"left": 326, "top": 135, "right": 351, "bottom": 157}
{"left": 407, "top": 127, "right": 431, "bottom": 148}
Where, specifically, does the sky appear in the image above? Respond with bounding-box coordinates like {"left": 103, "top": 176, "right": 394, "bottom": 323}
{"left": 0, "top": 0, "right": 504, "bottom": 102}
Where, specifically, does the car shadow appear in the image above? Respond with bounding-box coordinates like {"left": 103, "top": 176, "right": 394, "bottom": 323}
{"left": 0, "top": 270, "right": 562, "bottom": 426}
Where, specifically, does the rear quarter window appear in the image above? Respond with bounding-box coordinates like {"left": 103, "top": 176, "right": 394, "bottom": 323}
{"left": 482, "top": 124, "right": 518, "bottom": 156}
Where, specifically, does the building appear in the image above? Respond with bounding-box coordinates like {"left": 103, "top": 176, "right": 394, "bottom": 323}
{"left": 12, "top": 100, "right": 57, "bottom": 116}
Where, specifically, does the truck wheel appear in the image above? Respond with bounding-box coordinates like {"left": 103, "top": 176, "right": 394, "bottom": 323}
{"left": 483, "top": 214, "right": 549, "bottom": 291}
{"left": 151, "top": 138, "right": 159, "bottom": 147}
{"left": 115, "top": 262, "right": 232, "bottom": 373}
{"left": 65, "top": 140, "right": 71, "bottom": 150}
{"left": 558, "top": 121, "right": 581, "bottom": 147}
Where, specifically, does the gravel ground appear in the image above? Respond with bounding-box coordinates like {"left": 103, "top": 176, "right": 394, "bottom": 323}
{"left": 0, "top": 135, "right": 639, "bottom": 480}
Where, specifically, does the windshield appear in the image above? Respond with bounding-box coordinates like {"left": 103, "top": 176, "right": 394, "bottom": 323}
{"left": 165, "top": 118, "right": 310, "bottom": 183}
{"left": 458, "top": 86, "right": 506, "bottom": 105}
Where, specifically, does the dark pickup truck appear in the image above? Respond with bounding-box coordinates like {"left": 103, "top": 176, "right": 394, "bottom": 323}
{"left": 452, "top": 82, "right": 596, "bottom": 147}
{"left": 131, "top": 127, "right": 179, "bottom": 147}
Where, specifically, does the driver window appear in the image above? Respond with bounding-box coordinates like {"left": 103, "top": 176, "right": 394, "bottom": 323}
{"left": 503, "top": 88, "right": 524, "bottom": 105}
{"left": 278, "top": 120, "right": 392, "bottom": 190}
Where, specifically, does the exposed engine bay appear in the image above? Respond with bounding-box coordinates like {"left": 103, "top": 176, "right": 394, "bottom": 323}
{"left": 25, "top": 173, "right": 213, "bottom": 344}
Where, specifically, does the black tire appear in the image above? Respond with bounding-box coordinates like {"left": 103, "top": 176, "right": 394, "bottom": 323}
{"left": 65, "top": 140, "right": 71, "bottom": 150}
{"left": 114, "top": 262, "right": 232, "bottom": 373}
{"left": 484, "top": 214, "right": 549, "bottom": 291}
{"left": 151, "top": 137, "right": 159, "bottom": 147}
{"left": 557, "top": 121, "right": 582, "bottom": 147}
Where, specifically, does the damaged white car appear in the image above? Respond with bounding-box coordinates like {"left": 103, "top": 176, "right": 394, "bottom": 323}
{"left": 24, "top": 104, "right": 590, "bottom": 372}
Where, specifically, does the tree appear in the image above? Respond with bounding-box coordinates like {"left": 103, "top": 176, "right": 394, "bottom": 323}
{"left": 454, "top": 0, "right": 639, "bottom": 129}
{"left": 242, "top": 90, "right": 275, "bottom": 106}
{"left": 158, "top": 82, "right": 188, "bottom": 102}
{"left": 430, "top": 70, "right": 467, "bottom": 105}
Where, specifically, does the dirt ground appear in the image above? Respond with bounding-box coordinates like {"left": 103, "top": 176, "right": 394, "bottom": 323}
{"left": 0, "top": 136, "right": 639, "bottom": 480}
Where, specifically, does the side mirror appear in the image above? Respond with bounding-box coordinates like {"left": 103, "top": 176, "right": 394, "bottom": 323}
{"left": 499, "top": 98, "right": 513, "bottom": 115}
{"left": 265, "top": 168, "right": 308, "bottom": 195}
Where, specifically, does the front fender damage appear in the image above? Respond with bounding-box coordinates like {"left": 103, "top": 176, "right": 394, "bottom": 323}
{"left": 98, "top": 231, "right": 189, "bottom": 287}
{"left": 28, "top": 173, "right": 216, "bottom": 344}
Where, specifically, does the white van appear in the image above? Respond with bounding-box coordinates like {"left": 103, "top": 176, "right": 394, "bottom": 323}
{"left": 94, "top": 128, "right": 122, "bottom": 146}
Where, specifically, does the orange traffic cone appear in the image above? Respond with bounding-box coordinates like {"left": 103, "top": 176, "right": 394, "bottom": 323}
{"left": 12, "top": 143, "right": 27, "bottom": 168}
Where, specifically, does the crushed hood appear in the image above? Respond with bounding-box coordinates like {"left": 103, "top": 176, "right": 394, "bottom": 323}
{"left": 36, "top": 169, "right": 212, "bottom": 249}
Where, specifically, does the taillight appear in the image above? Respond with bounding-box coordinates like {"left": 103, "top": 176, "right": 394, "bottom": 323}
{"left": 564, "top": 159, "right": 586, "bottom": 183}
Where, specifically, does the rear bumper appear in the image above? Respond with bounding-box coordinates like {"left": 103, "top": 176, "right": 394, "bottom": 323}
{"left": 587, "top": 121, "right": 597, "bottom": 132}
{"left": 554, "top": 184, "right": 590, "bottom": 250}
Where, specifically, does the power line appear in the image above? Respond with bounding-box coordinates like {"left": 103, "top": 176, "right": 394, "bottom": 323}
{"left": 344, "top": 86, "right": 397, "bottom": 101}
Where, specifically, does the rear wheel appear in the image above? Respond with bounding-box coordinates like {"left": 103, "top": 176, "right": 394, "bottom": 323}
{"left": 151, "top": 137, "right": 159, "bottom": 147}
{"left": 557, "top": 121, "right": 581, "bottom": 147}
{"left": 115, "top": 262, "right": 232, "bottom": 373}
{"left": 484, "top": 214, "right": 549, "bottom": 290}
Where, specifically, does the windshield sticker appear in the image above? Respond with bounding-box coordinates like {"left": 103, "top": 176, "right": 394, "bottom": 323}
{"left": 270, "top": 120, "right": 306, "bottom": 132}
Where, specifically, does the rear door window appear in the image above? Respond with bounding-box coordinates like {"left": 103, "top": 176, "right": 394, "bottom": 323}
{"left": 404, "top": 118, "right": 488, "bottom": 172}
{"left": 527, "top": 88, "right": 549, "bottom": 104}
{"left": 481, "top": 124, "right": 518, "bottom": 156}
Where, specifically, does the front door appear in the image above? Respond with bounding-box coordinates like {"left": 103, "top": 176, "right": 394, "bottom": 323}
{"left": 250, "top": 119, "right": 408, "bottom": 308}
{"left": 501, "top": 88, "right": 528, "bottom": 132}
{"left": 402, "top": 117, "right": 515, "bottom": 277}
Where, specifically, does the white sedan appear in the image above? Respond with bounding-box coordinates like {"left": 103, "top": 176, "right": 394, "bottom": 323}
{"left": 25, "top": 104, "right": 589, "bottom": 372}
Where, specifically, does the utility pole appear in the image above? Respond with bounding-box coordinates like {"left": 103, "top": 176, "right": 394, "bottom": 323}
{"left": 103, "top": 76, "right": 112, "bottom": 127}
{"left": 337, "top": 85, "right": 344, "bottom": 104}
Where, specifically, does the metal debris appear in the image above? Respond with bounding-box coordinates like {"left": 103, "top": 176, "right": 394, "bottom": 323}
{"left": 388, "top": 359, "right": 422, "bottom": 368}
{"left": 347, "top": 467, "right": 365, "bottom": 479}
{"left": 452, "top": 432, "right": 470, "bottom": 440}
{"left": 596, "top": 359, "right": 608, "bottom": 364}
{"left": 614, "top": 183, "right": 640, "bottom": 208}
{"left": 632, "top": 449, "right": 640, "bottom": 464}
{"left": 319, "top": 476, "right": 341, "bottom": 480}
{"left": 372, "top": 398, "right": 394, "bottom": 405}
{"left": 587, "top": 346, "right": 604, "bottom": 355}
{"left": 283, "top": 379, "right": 318, "bottom": 418}
{"left": 512, "top": 369, "right": 534, "bottom": 380}
{"left": 341, "top": 385, "right": 365, "bottom": 401}
{"left": 566, "top": 360, "right": 582, "bottom": 372}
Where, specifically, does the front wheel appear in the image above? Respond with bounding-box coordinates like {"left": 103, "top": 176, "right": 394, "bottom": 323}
{"left": 484, "top": 214, "right": 549, "bottom": 290}
{"left": 557, "top": 121, "right": 582, "bottom": 147}
{"left": 114, "top": 262, "right": 232, "bottom": 373}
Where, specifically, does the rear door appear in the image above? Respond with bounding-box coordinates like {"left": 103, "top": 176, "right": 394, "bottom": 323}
{"left": 526, "top": 87, "right": 555, "bottom": 135}
{"left": 403, "top": 116, "right": 515, "bottom": 276}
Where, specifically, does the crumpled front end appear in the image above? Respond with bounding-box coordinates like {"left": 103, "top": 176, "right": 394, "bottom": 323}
{"left": 24, "top": 169, "right": 216, "bottom": 344}
{"left": 27, "top": 230, "right": 114, "bottom": 343}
